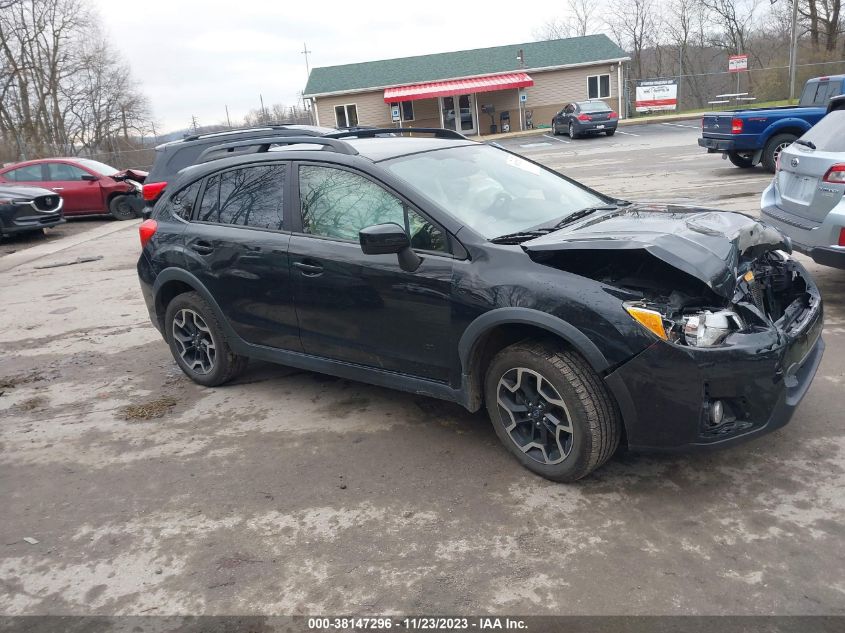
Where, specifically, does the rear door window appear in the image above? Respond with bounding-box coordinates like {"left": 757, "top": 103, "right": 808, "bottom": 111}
{"left": 197, "top": 164, "right": 286, "bottom": 230}
{"left": 5, "top": 164, "right": 45, "bottom": 181}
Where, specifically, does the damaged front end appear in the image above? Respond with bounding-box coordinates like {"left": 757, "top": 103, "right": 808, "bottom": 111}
{"left": 524, "top": 206, "right": 825, "bottom": 450}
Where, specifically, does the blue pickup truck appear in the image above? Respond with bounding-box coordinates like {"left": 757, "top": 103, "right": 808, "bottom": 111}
{"left": 698, "top": 75, "right": 845, "bottom": 172}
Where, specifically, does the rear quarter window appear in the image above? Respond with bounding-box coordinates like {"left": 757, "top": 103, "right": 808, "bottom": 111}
{"left": 801, "top": 111, "right": 845, "bottom": 152}
{"left": 160, "top": 180, "right": 202, "bottom": 221}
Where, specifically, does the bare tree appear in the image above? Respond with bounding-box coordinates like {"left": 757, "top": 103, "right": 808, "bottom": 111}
{"left": 605, "top": 0, "right": 657, "bottom": 78}
{"left": 532, "top": 0, "right": 600, "bottom": 39}
{"left": 0, "top": 0, "right": 151, "bottom": 163}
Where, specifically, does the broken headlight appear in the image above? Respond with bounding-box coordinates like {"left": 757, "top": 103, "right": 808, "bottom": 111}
{"left": 681, "top": 310, "right": 744, "bottom": 347}
{"left": 624, "top": 302, "right": 744, "bottom": 347}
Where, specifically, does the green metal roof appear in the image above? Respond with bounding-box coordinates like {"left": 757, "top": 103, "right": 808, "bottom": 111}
{"left": 304, "top": 35, "right": 628, "bottom": 97}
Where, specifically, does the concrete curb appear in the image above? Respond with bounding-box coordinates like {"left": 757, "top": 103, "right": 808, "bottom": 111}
{"left": 0, "top": 219, "right": 140, "bottom": 273}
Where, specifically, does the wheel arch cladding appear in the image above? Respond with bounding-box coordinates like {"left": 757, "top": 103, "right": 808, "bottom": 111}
{"left": 458, "top": 308, "right": 611, "bottom": 412}
{"left": 153, "top": 268, "right": 236, "bottom": 341}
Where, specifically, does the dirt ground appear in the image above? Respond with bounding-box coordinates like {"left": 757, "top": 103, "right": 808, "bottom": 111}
{"left": 1, "top": 124, "right": 844, "bottom": 617}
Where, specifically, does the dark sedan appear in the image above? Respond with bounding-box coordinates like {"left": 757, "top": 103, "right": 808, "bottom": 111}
{"left": 551, "top": 100, "right": 618, "bottom": 138}
{"left": 0, "top": 184, "right": 64, "bottom": 236}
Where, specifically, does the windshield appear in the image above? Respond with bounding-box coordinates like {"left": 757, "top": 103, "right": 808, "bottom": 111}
{"left": 383, "top": 144, "right": 607, "bottom": 239}
{"left": 800, "top": 111, "right": 845, "bottom": 151}
{"left": 75, "top": 158, "right": 118, "bottom": 176}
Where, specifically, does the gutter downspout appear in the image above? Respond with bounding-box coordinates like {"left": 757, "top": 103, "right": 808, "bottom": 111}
{"left": 312, "top": 98, "right": 320, "bottom": 126}
{"left": 617, "top": 64, "right": 623, "bottom": 119}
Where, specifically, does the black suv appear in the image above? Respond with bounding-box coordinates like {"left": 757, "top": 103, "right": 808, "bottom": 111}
{"left": 137, "top": 129, "right": 824, "bottom": 481}
{"left": 141, "top": 124, "right": 334, "bottom": 206}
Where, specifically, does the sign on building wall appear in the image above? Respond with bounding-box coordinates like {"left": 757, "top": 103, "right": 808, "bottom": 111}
{"left": 635, "top": 79, "right": 678, "bottom": 112}
{"left": 728, "top": 54, "right": 748, "bottom": 72}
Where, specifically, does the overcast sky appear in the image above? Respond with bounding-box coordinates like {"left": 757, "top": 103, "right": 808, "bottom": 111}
{"left": 90, "top": 0, "right": 585, "bottom": 133}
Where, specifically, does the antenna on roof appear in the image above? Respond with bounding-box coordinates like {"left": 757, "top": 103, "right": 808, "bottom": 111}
{"left": 517, "top": 48, "right": 525, "bottom": 67}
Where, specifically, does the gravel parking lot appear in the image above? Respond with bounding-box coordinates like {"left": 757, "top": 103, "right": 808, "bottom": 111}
{"left": 2, "top": 122, "right": 844, "bottom": 617}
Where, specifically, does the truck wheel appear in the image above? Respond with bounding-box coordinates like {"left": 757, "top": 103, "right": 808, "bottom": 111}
{"left": 484, "top": 340, "right": 621, "bottom": 482}
{"left": 762, "top": 134, "right": 796, "bottom": 173}
{"left": 728, "top": 151, "right": 755, "bottom": 168}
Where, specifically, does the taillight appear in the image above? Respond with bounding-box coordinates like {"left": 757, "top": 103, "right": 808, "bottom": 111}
{"left": 731, "top": 118, "right": 743, "bottom": 134}
{"left": 142, "top": 181, "right": 167, "bottom": 202}
{"left": 839, "top": 228, "right": 845, "bottom": 247}
{"left": 822, "top": 164, "right": 845, "bottom": 183}
{"left": 577, "top": 114, "right": 592, "bottom": 121}
{"left": 609, "top": 111, "right": 618, "bottom": 119}
{"left": 139, "top": 219, "right": 158, "bottom": 247}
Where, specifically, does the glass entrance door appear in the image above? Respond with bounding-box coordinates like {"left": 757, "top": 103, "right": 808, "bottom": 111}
{"left": 441, "top": 94, "right": 476, "bottom": 135}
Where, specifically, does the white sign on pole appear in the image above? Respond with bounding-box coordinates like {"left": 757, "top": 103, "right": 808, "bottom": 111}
{"left": 391, "top": 105, "right": 401, "bottom": 122}
{"left": 728, "top": 54, "right": 748, "bottom": 72}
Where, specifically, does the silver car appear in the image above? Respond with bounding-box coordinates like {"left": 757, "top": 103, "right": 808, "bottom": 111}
{"left": 761, "top": 109, "right": 845, "bottom": 268}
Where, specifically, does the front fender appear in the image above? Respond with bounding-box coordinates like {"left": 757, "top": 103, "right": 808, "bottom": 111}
{"left": 458, "top": 307, "right": 611, "bottom": 374}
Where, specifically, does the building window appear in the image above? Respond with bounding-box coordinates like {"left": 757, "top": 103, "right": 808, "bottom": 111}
{"left": 389, "top": 101, "right": 414, "bottom": 121}
{"left": 588, "top": 74, "right": 611, "bottom": 99}
{"left": 334, "top": 104, "right": 359, "bottom": 128}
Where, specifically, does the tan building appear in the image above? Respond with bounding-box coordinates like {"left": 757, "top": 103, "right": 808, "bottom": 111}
{"left": 303, "top": 35, "right": 630, "bottom": 136}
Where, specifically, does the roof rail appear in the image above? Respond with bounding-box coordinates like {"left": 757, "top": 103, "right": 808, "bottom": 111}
{"left": 196, "top": 136, "right": 359, "bottom": 164}
{"left": 325, "top": 127, "right": 469, "bottom": 140}
{"left": 182, "top": 123, "right": 300, "bottom": 142}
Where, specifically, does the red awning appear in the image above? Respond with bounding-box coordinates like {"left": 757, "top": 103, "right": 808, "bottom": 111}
{"left": 383, "top": 72, "right": 534, "bottom": 103}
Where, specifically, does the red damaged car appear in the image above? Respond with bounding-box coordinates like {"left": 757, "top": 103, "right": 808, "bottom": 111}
{"left": 0, "top": 158, "right": 147, "bottom": 220}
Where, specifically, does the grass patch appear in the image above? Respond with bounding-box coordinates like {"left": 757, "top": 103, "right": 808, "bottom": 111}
{"left": 119, "top": 395, "right": 179, "bottom": 421}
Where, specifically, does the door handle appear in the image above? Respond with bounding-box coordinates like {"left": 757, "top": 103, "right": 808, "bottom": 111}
{"left": 190, "top": 240, "right": 214, "bottom": 255}
{"left": 293, "top": 261, "right": 324, "bottom": 276}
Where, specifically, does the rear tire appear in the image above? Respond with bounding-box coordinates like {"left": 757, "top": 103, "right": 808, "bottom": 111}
{"left": 164, "top": 291, "right": 248, "bottom": 387}
{"left": 728, "top": 151, "right": 756, "bottom": 168}
{"left": 484, "top": 340, "right": 621, "bottom": 482}
{"left": 605, "top": 129, "right": 616, "bottom": 136}
{"left": 568, "top": 122, "right": 579, "bottom": 139}
{"left": 762, "top": 133, "right": 797, "bottom": 173}
{"left": 109, "top": 194, "right": 137, "bottom": 220}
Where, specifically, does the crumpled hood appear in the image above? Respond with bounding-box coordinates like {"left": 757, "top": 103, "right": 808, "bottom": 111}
{"left": 522, "top": 204, "right": 790, "bottom": 298}
{"left": 112, "top": 168, "right": 147, "bottom": 183}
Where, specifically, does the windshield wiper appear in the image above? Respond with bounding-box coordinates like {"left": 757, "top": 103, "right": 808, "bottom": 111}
{"left": 794, "top": 139, "right": 816, "bottom": 150}
{"left": 490, "top": 205, "right": 618, "bottom": 244}
{"left": 554, "top": 205, "right": 617, "bottom": 228}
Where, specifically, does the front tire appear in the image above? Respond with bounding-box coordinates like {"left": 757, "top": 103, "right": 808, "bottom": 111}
{"left": 164, "top": 291, "right": 248, "bottom": 387}
{"left": 484, "top": 341, "right": 621, "bottom": 482}
{"left": 728, "top": 151, "right": 755, "bottom": 168}
{"left": 109, "top": 194, "right": 137, "bottom": 220}
{"left": 762, "top": 133, "right": 797, "bottom": 173}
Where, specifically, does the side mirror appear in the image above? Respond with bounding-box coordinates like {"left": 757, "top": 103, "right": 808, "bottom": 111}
{"left": 80, "top": 174, "right": 98, "bottom": 181}
{"left": 359, "top": 223, "right": 422, "bottom": 272}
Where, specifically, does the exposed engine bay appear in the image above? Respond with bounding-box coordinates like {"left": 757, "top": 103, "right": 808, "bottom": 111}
{"left": 534, "top": 248, "right": 811, "bottom": 348}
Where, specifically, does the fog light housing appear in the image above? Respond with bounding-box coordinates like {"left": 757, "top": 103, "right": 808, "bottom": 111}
{"left": 710, "top": 400, "right": 724, "bottom": 427}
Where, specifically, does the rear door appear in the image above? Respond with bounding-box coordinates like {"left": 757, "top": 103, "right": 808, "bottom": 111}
{"left": 183, "top": 162, "right": 301, "bottom": 350}
{"left": 43, "top": 162, "right": 104, "bottom": 214}
{"left": 288, "top": 162, "right": 454, "bottom": 382}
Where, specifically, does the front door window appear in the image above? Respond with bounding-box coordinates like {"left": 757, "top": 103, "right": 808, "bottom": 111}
{"left": 441, "top": 94, "right": 476, "bottom": 135}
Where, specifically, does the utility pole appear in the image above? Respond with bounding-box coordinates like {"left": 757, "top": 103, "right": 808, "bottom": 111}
{"left": 225, "top": 104, "right": 232, "bottom": 128}
{"left": 789, "top": 0, "right": 799, "bottom": 101}
{"left": 259, "top": 94, "right": 268, "bottom": 123}
{"left": 302, "top": 42, "right": 312, "bottom": 79}
{"left": 190, "top": 115, "right": 199, "bottom": 133}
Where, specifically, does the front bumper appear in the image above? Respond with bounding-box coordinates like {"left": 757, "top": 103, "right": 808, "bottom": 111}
{"left": 0, "top": 210, "right": 64, "bottom": 235}
{"left": 605, "top": 264, "right": 824, "bottom": 451}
